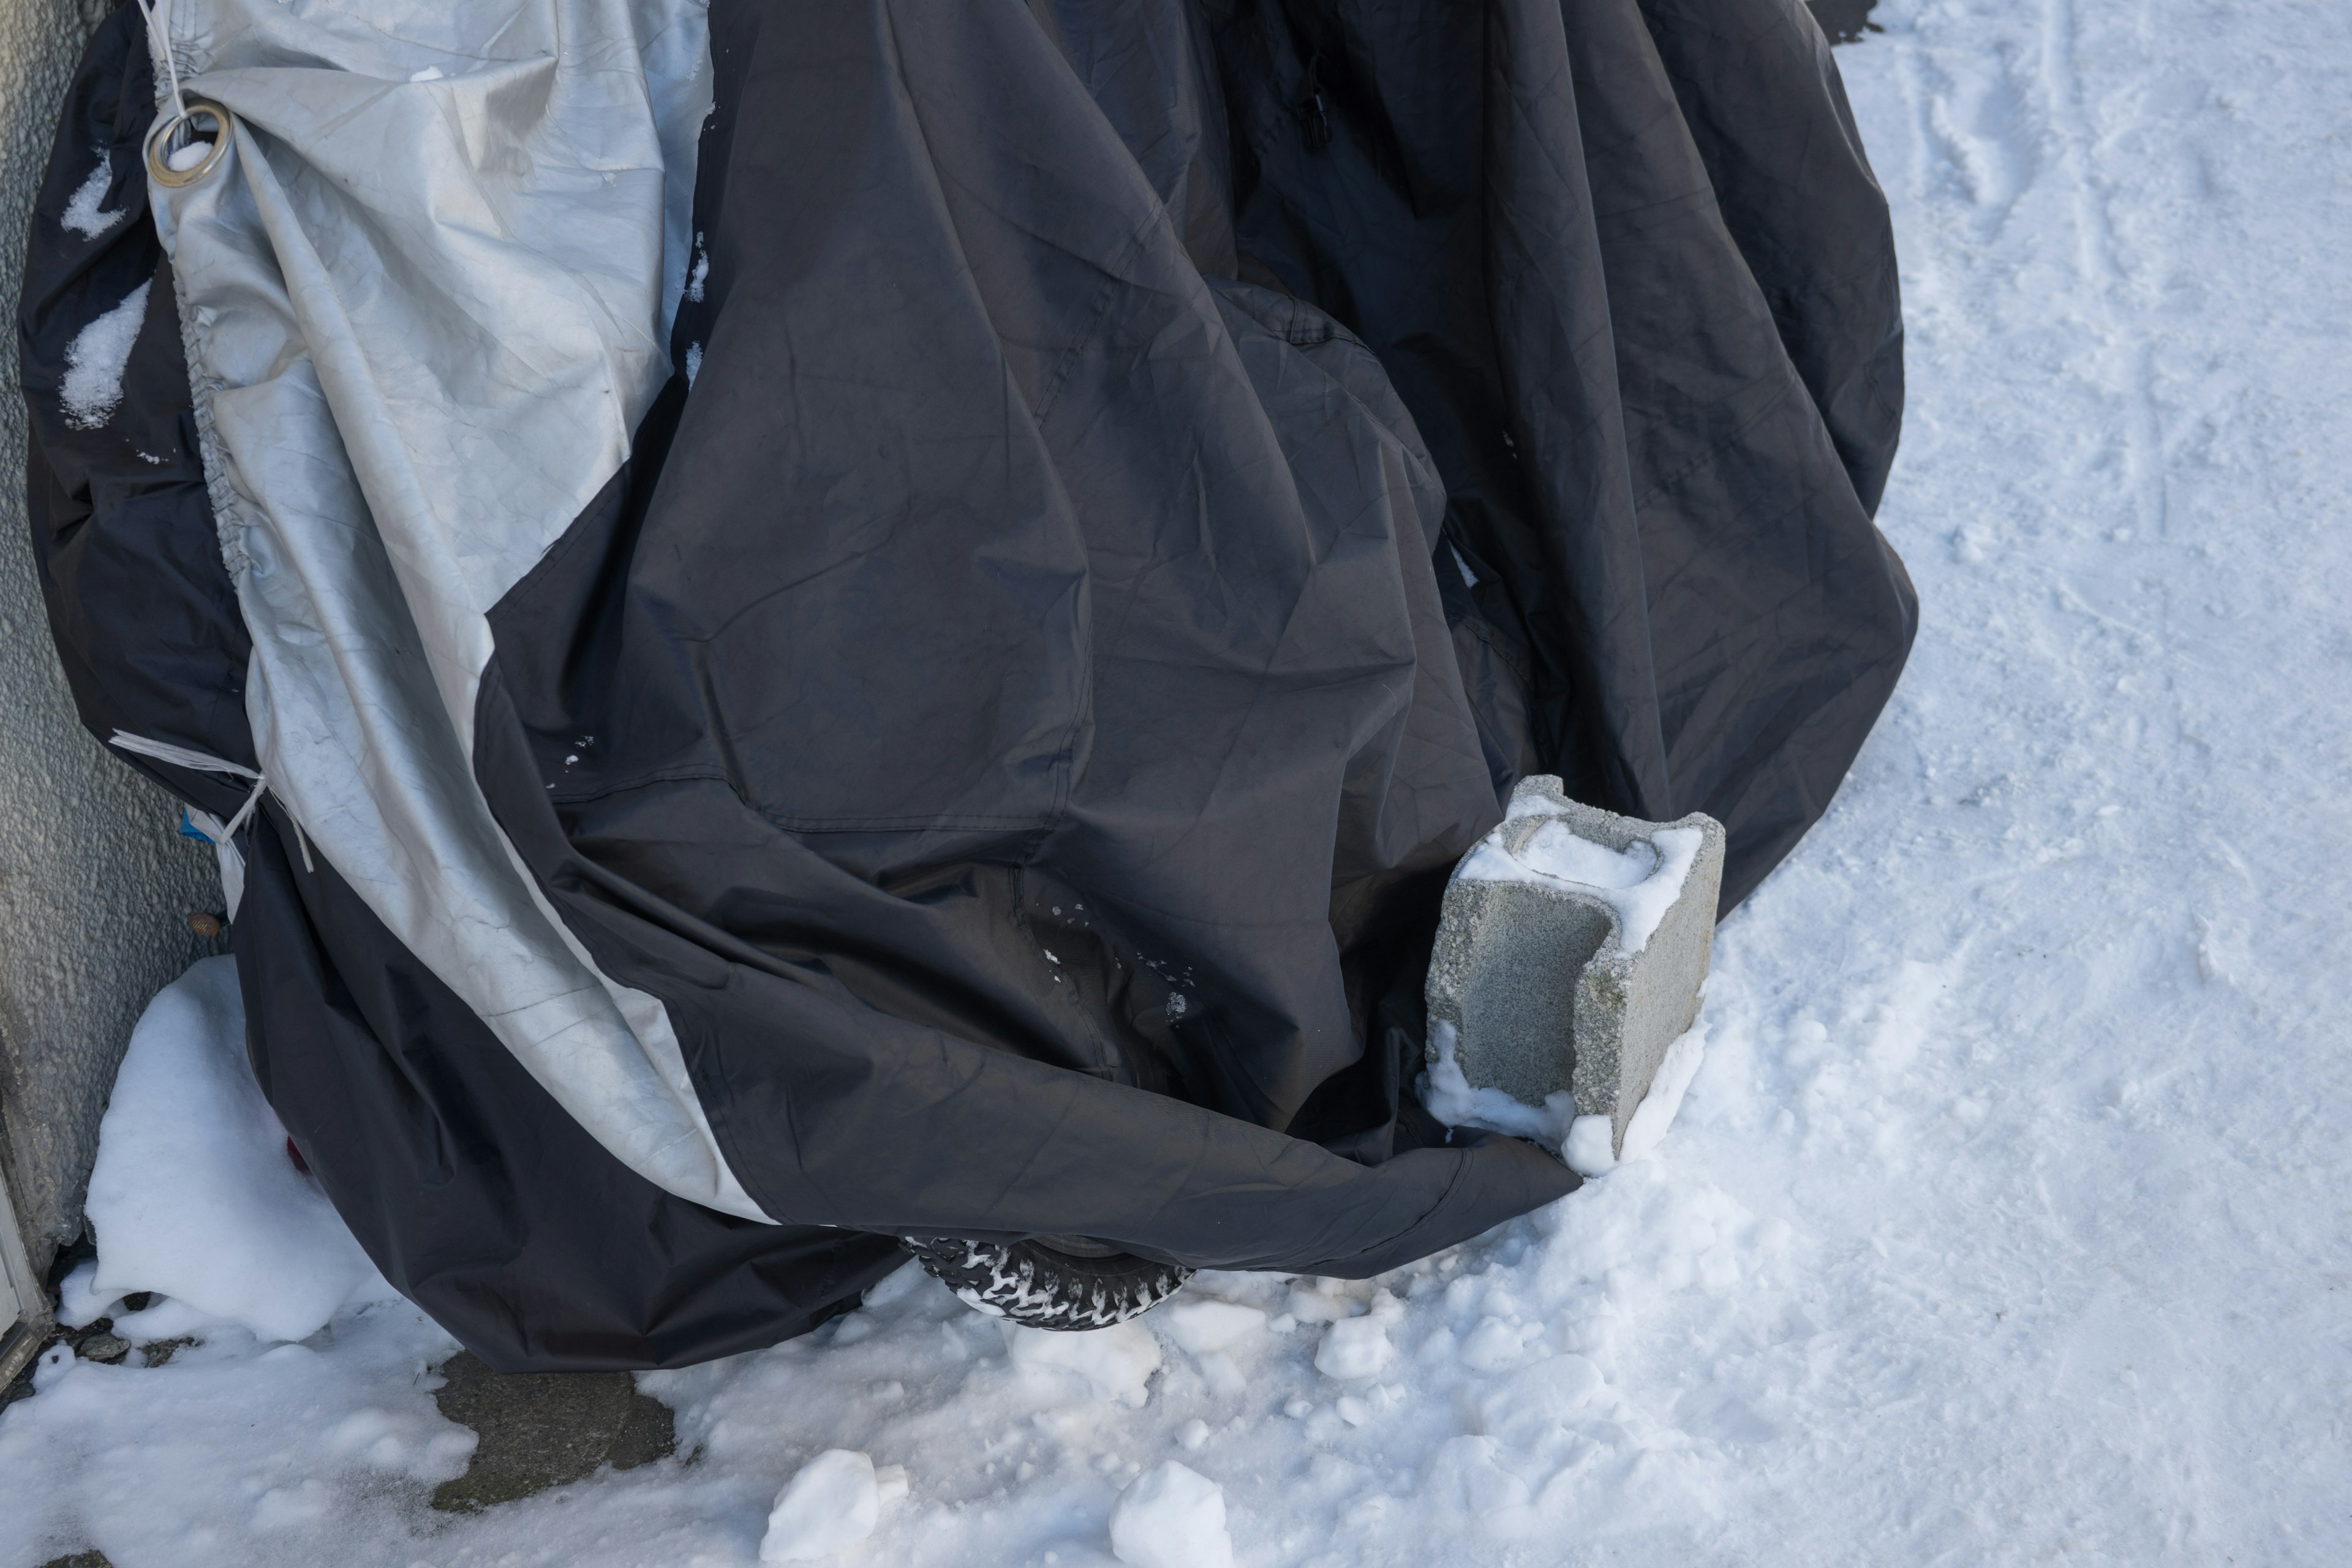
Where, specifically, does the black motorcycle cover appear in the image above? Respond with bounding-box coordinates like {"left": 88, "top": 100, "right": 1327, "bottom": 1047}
{"left": 19, "top": 0, "right": 1910, "bottom": 1368}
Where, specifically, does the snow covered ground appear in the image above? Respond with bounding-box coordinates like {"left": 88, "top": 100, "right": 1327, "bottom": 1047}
{"left": 7, "top": 1, "right": 2351, "bottom": 1562}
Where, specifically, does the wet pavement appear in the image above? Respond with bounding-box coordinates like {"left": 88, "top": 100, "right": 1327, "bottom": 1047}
{"left": 426, "top": 1352, "right": 676, "bottom": 1513}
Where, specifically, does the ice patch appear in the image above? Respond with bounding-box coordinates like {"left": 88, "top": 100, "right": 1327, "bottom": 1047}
{"left": 1457, "top": 813, "right": 1705, "bottom": 956}
{"left": 760, "top": 1449, "right": 881, "bottom": 1562}
{"left": 408, "top": 66, "right": 444, "bottom": 81}
{"left": 60, "top": 280, "right": 150, "bottom": 429}
{"left": 61, "top": 154, "right": 128, "bottom": 239}
{"left": 83, "top": 957, "right": 399, "bottom": 1343}
{"left": 166, "top": 141, "right": 211, "bottom": 173}
{"left": 1110, "top": 1460, "right": 1234, "bottom": 1568}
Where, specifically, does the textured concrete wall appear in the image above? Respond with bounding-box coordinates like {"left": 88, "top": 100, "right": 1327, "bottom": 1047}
{"left": 1, "top": 0, "right": 227, "bottom": 1287}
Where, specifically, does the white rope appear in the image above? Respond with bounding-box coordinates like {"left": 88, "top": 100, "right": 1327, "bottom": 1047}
{"left": 132, "top": 0, "right": 190, "bottom": 123}
{"left": 109, "top": 730, "right": 314, "bottom": 875}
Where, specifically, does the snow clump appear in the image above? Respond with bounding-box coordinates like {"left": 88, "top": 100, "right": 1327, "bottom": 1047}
{"left": 1110, "top": 1460, "right": 1234, "bottom": 1568}
{"left": 760, "top": 1449, "right": 883, "bottom": 1562}
{"left": 1312, "top": 1317, "right": 1393, "bottom": 1380}
{"left": 80, "top": 956, "right": 399, "bottom": 1342}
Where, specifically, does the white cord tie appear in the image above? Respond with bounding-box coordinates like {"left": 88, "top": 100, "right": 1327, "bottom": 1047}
{"left": 133, "top": 0, "right": 190, "bottom": 123}
{"left": 109, "top": 731, "right": 314, "bottom": 918}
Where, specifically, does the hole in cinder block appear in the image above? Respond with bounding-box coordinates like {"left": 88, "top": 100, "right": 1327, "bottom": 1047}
{"left": 1453, "top": 882, "right": 1611, "bottom": 1108}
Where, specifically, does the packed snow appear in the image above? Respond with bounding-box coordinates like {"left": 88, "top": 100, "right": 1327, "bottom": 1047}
{"left": 8, "top": 1, "right": 2352, "bottom": 1564}
{"left": 70, "top": 957, "right": 400, "bottom": 1343}
{"left": 58, "top": 279, "right": 149, "bottom": 429}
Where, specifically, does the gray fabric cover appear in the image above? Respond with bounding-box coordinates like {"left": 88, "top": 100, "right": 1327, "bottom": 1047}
{"left": 143, "top": 0, "right": 763, "bottom": 1218}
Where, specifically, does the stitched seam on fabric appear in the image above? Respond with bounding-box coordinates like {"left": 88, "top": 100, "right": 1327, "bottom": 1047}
{"left": 159, "top": 0, "right": 247, "bottom": 586}
{"left": 1029, "top": 213, "right": 1157, "bottom": 424}
{"left": 164, "top": 170, "right": 252, "bottom": 589}
{"left": 172, "top": 256, "right": 249, "bottom": 585}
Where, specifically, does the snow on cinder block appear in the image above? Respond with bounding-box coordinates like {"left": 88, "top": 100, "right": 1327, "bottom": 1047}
{"left": 1423, "top": 775, "right": 1725, "bottom": 1163}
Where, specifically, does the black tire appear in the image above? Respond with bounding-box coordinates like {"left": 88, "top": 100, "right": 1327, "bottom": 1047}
{"left": 903, "top": 1236, "right": 1191, "bottom": 1330}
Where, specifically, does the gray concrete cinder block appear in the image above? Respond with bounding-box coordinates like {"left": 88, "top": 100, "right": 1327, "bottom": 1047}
{"left": 1426, "top": 776, "right": 1726, "bottom": 1158}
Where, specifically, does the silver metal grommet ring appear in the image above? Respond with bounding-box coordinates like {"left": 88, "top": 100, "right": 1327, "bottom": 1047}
{"left": 145, "top": 99, "right": 235, "bottom": 188}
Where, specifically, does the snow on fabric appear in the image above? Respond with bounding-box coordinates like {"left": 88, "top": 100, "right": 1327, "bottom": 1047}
{"left": 5, "top": 1, "right": 2352, "bottom": 1564}
{"left": 59, "top": 154, "right": 127, "bottom": 239}
{"left": 80, "top": 957, "right": 397, "bottom": 1343}
{"left": 58, "top": 279, "right": 146, "bottom": 429}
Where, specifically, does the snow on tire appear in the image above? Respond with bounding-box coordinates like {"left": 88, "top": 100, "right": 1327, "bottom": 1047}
{"left": 903, "top": 1237, "right": 1191, "bottom": 1330}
